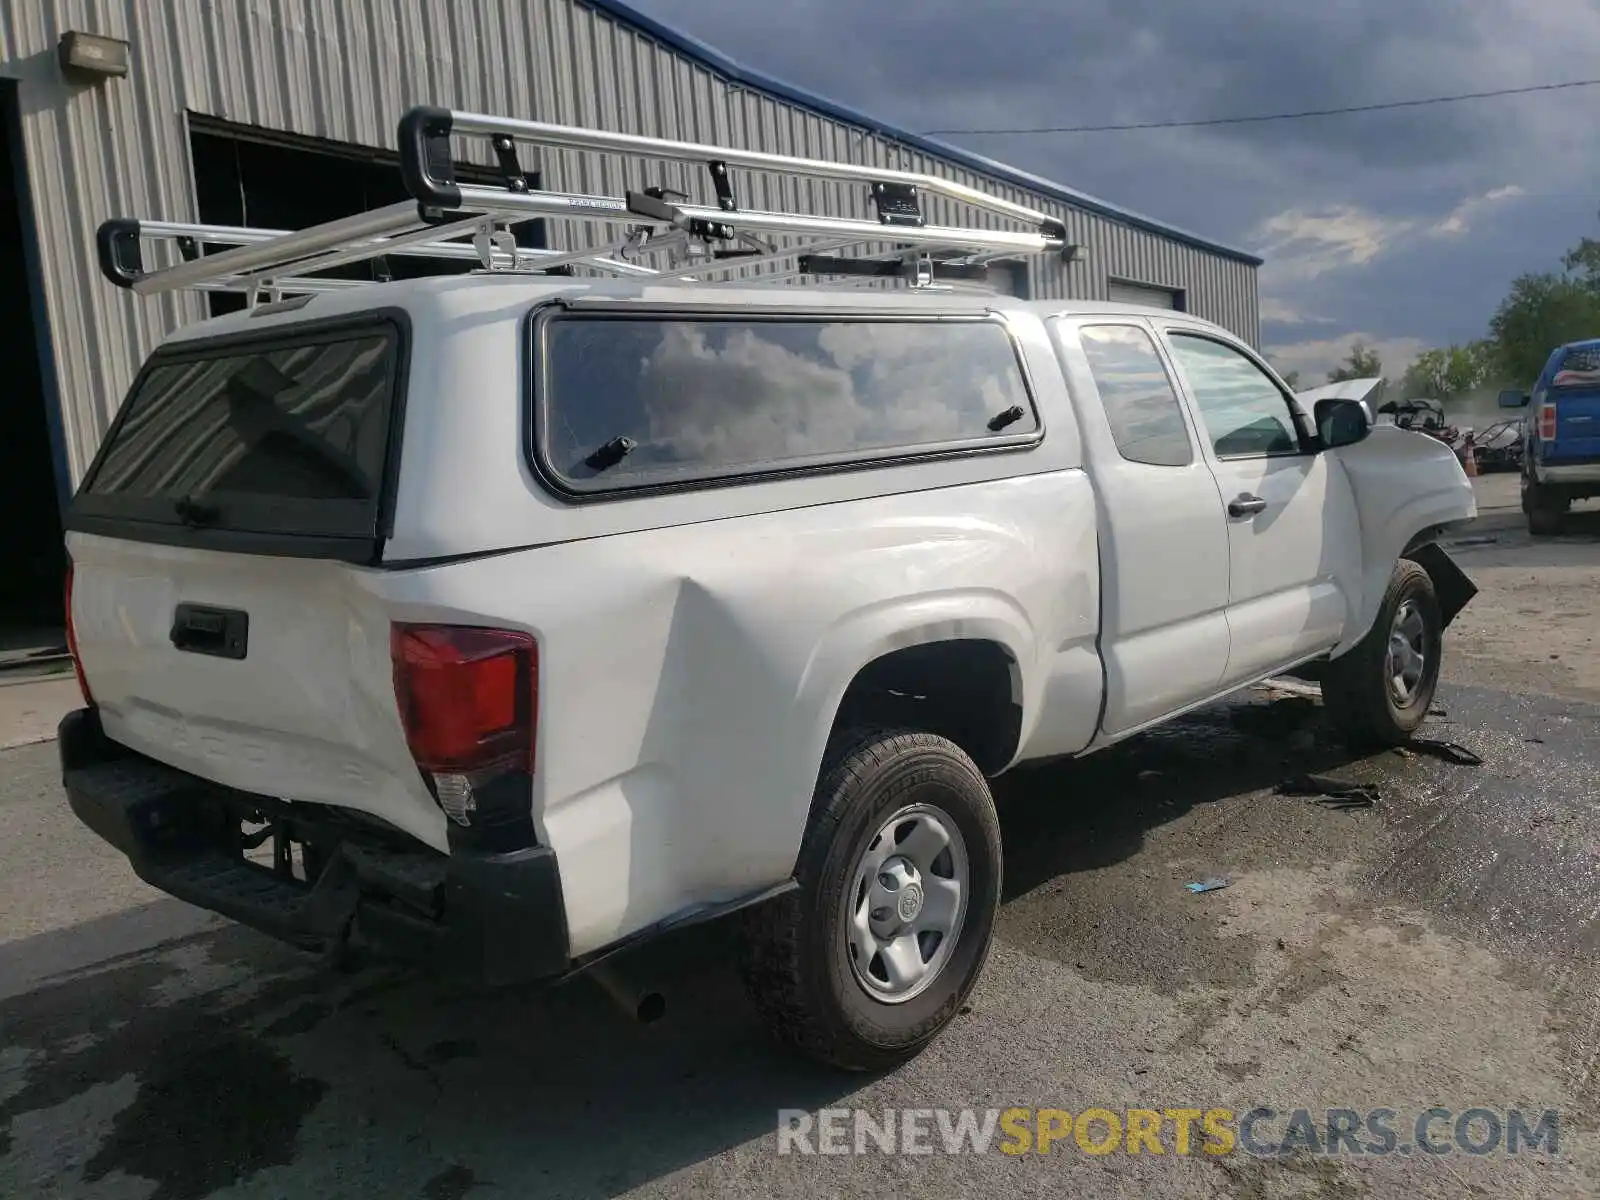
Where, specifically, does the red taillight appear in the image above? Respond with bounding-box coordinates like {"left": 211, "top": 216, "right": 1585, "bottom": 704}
{"left": 64, "top": 562, "right": 94, "bottom": 707}
{"left": 1538, "top": 404, "right": 1557, "bottom": 441}
{"left": 390, "top": 624, "right": 536, "bottom": 774}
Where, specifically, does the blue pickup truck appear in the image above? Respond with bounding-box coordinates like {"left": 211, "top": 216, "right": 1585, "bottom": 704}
{"left": 1502, "top": 338, "right": 1600, "bottom": 535}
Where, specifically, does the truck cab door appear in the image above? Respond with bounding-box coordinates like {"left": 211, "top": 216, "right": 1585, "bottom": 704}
{"left": 1160, "top": 330, "right": 1363, "bottom": 688}
{"left": 1051, "top": 319, "right": 1231, "bottom": 737}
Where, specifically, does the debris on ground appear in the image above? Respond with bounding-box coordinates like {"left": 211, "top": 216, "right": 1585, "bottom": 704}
{"left": 1185, "top": 877, "right": 1232, "bottom": 894}
{"left": 1276, "top": 774, "right": 1380, "bottom": 810}
{"left": 1406, "top": 739, "right": 1483, "bottom": 766}
{"left": 1253, "top": 677, "right": 1323, "bottom": 701}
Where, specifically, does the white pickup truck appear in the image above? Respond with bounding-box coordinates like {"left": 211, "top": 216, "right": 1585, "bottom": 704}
{"left": 62, "top": 109, "right": 1477, "bottom": 1071}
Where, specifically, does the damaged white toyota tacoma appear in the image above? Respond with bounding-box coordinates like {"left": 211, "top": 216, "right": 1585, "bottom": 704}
{"left": 61, "top": 108, "right": 1477, "bottom": 1071}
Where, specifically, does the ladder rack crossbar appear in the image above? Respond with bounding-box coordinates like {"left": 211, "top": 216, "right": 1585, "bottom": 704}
{"left": 227, "top": 213, "right": 491, "bottom": 292}
{"left": 134, "top": 218, "right": 488, "bottom": 261}
{"left": 127, "top": 218, "right": 655, "bottom": 278}
{"left": 103, "top": 217, "right": 664, "bottom": 298}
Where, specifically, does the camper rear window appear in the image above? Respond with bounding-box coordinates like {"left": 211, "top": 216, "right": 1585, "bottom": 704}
{"left": 533, "top": 312, "right": 1039, "bottom": 494}
{"left": 73, "top": 319, "right": 406, "bottom": 553}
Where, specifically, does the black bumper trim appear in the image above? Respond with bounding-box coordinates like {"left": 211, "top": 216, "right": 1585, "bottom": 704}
{"left": 57, "top": 708, "right": 571, "bottom": 986}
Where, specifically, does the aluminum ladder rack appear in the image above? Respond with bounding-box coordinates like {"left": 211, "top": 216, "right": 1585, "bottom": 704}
{"left": 97, "top": 104, "right": 1081, "bottom": 303}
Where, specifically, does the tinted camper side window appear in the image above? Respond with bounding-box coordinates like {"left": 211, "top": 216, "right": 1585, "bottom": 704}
{"left": 533, "top": 313, "right": 1039, "bottom": 493}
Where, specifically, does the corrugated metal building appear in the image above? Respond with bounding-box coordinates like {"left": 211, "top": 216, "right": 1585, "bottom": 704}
{"left": 0, "top": 0, "right": 1260, "bottom": 630}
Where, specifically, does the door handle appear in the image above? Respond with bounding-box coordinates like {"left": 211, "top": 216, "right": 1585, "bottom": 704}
{"left": 1228, "top": 493, "right": 1269, "bottom": 518}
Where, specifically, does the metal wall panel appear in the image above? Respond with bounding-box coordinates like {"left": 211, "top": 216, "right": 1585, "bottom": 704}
{"left": 0, "top": 0, "right": 1258, "bottom": 486}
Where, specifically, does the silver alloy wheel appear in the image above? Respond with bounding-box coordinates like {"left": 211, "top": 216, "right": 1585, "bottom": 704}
{"left": 842, "top": 802, "right": 970, "bottom": 1005}
{"left": 1386, "top": 599, "right": 1428, "bottom": 707}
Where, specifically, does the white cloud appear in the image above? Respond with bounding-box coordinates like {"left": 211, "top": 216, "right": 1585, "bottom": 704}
{"left": 1254, "top": 185, "right": 1528, "bottom": 287}
{"left": 1260, "top": 296, "right": 1335, "bottom": 326}
{"left": 1431, "top": 185, "right": 1525, "bottom": 236}
{"left": 1264, "top": 331, "right": 1430, "bottom": 385}
{"left": 1253, "top": 206, "right": 1417, "bottom": 282}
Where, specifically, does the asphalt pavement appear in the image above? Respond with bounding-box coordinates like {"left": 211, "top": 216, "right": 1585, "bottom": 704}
{"left": 2, "top": 674, "right": 1597, "bottom": 1199}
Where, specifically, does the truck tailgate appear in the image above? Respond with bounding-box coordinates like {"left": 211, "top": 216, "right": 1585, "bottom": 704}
{"left": 60, "top": 313, "right": 444, "bottom": 848}
{"left": 67, "top": 533, "right": 440, "bottom": 846}
{"left": 1552, "top": 389, "right": 1600, "bottom": 459}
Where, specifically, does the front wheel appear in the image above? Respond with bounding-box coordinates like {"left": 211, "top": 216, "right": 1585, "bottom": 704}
{"left": 737, "top": 728, "right": 1002, "bottom": 1071}
{"left": 1322, "top": 559, "right": 1442, "bottom": 746}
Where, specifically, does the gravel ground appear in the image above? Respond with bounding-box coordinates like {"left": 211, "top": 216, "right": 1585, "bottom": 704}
{"left": 1439, "top": 472, "right": 1600, "bottom": 702}
{"left": 1, "top": 477, "right": 1597, "bottom": 1200}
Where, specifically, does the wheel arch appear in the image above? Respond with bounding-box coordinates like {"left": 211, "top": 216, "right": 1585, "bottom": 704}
{"left": 832, "top": 639, "right": 1025, "bottom": 776}
{"left": 780, "top": 595, "right": 1040, "bottom": 874}
{"left": 1336, "top": 499, "right": 1475, "bottom": 658}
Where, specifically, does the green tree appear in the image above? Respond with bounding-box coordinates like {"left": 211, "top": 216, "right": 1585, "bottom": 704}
{"left": 1400, "top": 340, "right": 1497, "bottom": 402}
{"left": 1401, "top": 349, "right": 1447, "bottom": 399}
{"left": 1328, "top": 341, "right": 1382, "bottom": 382}
{"left": 1486, "top": 272, "right": 1600, "bottom": 384}
{"left": 1562, "top": 235, "right": 1600, "bottom": 290}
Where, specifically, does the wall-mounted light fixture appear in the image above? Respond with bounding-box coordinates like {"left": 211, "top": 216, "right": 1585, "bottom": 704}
{"left": 58, "top": 31, "right": 130, "bottom": 82}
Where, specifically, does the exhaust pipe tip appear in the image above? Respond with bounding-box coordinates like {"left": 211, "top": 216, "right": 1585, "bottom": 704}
{"left": 591, "top": 962, "right": 667, "bottom": 1025}
{"left": 636, "top": 991, "right": 667, "bottom": 1024}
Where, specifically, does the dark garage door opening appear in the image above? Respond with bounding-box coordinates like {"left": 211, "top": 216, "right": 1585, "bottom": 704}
{"left": 188, "top": 116, "right": 551, "bottom": 317}
{"left": 0, "top": 79, "right": 67, "bottom": 656}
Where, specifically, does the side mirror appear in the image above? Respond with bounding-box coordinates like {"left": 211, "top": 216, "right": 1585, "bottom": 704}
{"left": 1497, "top": 389, "right": 1530, "bottom": 409}
{"left": 1315, "top": 397, "right": 1371, "bottom": 449}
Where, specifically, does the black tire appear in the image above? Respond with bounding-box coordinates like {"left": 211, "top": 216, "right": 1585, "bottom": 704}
{"left": 737, "top": 727, "right": 1002, "bottom": 1071}
{"left": 1322, "top": 559, "right": 1442, "bottom": 747}
{"left": 1528, "top": 505, "right": 1565, "bottom": 537}
{"left": 1523, "top": 479, "right": 1567, "bottom": 537}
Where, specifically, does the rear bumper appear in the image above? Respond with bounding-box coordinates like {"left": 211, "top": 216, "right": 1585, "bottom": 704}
{"left": 58, "top": 707, "right": 570, "bottom": 985}
{"left": 1533, "top": 459, "right": 1600, "bottom": 485}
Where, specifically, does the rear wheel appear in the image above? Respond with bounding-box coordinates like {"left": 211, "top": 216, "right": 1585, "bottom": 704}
{"left": 1322, "top": 560, "right": 1442, "bottom": 747}
{"left": 1523, "top": 478, "right": 1568, "bottom": 536}
{"left": 737, "top": 728, "right": 1001, "bottom": 1071}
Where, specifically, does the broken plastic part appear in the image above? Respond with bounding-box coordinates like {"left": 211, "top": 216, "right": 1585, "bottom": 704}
{"left": 434, "top": 773, "right": 476, "bottom": 826}
{"left": 1275, "top": 774, "right": 1379, "bottom": 809}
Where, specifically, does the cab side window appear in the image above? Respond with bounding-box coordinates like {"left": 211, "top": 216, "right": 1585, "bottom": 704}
{"left": 1166, "top": 333, "right": 1304, "bottom": 458}
{"left": 1079, "top": 324, "right": 1194, "bottom": 467}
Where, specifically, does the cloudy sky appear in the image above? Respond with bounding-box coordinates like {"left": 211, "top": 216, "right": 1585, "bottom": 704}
{"left": 629, "top": 0, "right": 1600, "bottom": 382}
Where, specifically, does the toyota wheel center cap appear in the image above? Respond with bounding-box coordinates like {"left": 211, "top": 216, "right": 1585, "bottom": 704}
{"left": 897, "top": 883, "right": 924, "bottom": 923}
